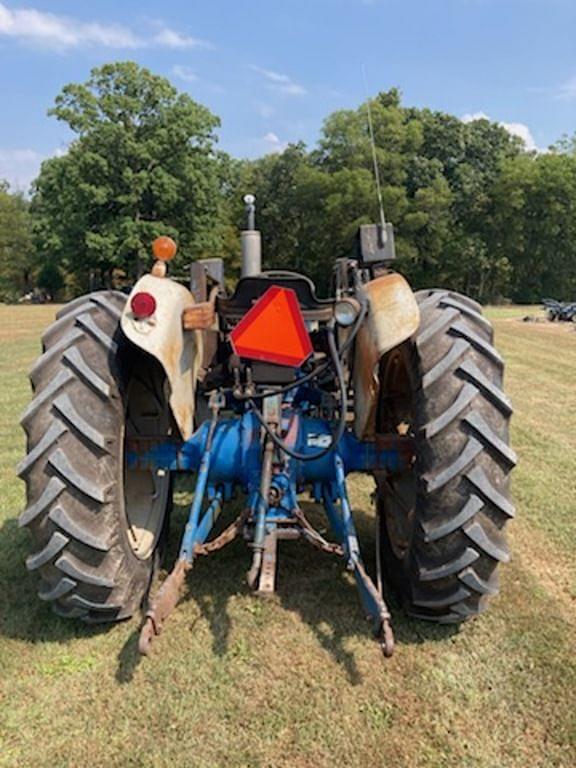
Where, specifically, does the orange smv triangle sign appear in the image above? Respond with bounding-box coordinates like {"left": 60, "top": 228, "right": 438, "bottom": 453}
{"left": 230, "top": 286, "right": 313, "bottom": 368}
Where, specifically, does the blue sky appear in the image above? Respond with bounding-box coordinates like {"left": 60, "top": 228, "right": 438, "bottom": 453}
{"left": 1, "top": 0, "right": 575, "bottom": 191}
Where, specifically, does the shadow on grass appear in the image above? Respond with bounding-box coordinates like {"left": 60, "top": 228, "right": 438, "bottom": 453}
{"left": 115, "top": 628, "right": 144, "bottom": 683}
{"left": 115, "top": 495, "right": 458, "bottom": 684}
{"left": 1, "top": 494, "right": 458, "bottom": 687}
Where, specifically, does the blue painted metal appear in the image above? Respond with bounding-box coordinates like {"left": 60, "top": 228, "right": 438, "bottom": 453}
{"left": 179, "top": 437, "right": 215, "bottom": 562}
{"left": 323, "top": 456, "right": 391, "bottom": 635}
{"left": 128, "top": 400, "right": 409, "bottom": 649}
{"left": 126, "top": 416, "right": 411, "bottom": 482}
{"left": 253, "top": 438, "right": 273, "bottom": 554}
{"left": 190, "top": 491, "right": 223, "bottom": 550}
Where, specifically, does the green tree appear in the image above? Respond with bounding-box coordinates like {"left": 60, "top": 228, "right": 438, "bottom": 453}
{"left": 304, "top": 98, "right": 523, "bottom": 300}
{"left": 0, "top": 181, "right": 34, "bottom": 302}
{"left": 31, "top": 61, "right": 226, "bottom": 290}
{"left": 255, "top": 92, "right": 455, "bottom": 294}
{"left": 492, "top": 150, "right": 576, "bottom": 301}
{"left": 36, "top": 262, "right": 64, "bottom": 299}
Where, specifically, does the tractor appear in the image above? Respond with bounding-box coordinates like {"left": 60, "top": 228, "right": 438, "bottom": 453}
{"left": 19, "top": 198, "right": 516, "bottom": 657}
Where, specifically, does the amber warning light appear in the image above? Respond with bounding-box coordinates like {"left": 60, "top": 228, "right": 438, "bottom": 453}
{"left": 230, "top": 286, "right": 313, "bottom": 367}
{"left": 152, "top": 236, "right": 177, "bottom": 261}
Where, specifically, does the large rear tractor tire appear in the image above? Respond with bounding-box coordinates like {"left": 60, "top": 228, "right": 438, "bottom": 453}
{"left": 376, "top": 289, "right": 517, "bottom": 623}
{"left": 19, "top": 291, "right": 173, "bottom": 622}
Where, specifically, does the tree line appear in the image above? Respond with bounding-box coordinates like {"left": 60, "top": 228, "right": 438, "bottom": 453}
{"left": 2, "top": 61, "right": 576, "bottom": 304}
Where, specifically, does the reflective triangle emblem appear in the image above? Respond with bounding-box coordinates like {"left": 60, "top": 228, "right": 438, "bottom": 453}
{"left": 230, "top": 286, "right": 313, "bottom": 368}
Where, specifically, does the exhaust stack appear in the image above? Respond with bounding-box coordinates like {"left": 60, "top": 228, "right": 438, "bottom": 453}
{"left": 241, "top": 193, "right": 262, "bottom": 277}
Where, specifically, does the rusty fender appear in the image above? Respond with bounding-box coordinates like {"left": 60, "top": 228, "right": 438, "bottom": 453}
{"left": 121, "top": 275, "right": 203, "bottom": 440}
{"left": 353, "top": 273, "right": 420, "bottom": 440}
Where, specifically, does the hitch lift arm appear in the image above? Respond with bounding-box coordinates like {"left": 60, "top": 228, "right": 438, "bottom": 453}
{"left": 134, "top": 405, "right": 412, "bottom": 658}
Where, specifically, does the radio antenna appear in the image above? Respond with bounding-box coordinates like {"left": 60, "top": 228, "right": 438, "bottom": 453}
{"left": 362, "top": 65, "right": 387, "bottom": 240}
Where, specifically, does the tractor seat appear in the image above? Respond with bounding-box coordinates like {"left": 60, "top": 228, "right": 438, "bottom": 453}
{"left": 217, "top": 272, "right": 334, "bottom": 325}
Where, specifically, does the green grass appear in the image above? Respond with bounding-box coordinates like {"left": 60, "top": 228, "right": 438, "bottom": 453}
{"left": 1, "top": 303, "right": 575, "bottom": 768}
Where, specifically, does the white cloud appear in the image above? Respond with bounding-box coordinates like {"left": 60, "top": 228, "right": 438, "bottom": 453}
{"left": 0, "top": 145, "right": 73, "bottom": 192}
{"left": 262, "top": 132, "right": 288, "bottom": 153}
{"left": 252, "top": 66, "right": 306, "bottom": 96}
{"left": 152, "top": 27, "right": 210, "bottom": 50}
{"left": 461, "top": 112, "right": 538, "bottom": 152}
{"left": 0, "top": 3, "right": 211, "bottom": 51}
{"left": 172, "top": 65, "right": 198, "bottom": 83}
{"left": 0, "top": 148, "right": 44, "bottom": 192}
{"left": 500, "top": 121, "right": 537, "bottom": 152}
{"left": 461, "top": 111, "right": 490, "bottom": 123}
{"left": 0, "top": 2, "right": 140, "bottom": 49}
{"left": 171, "top": 64, "right": 224, "bottom": 93}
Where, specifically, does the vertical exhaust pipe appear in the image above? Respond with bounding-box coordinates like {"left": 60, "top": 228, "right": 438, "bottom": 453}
{"left": 241, "top": 193, "right": 262, "bottom": 277}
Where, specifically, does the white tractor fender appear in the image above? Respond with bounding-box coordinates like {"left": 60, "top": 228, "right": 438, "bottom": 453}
{"left": 121, "top": 274, "right": 203, "bottom": 440}
{"left": 353, "top": 273, "right": 420, "bottom": 440}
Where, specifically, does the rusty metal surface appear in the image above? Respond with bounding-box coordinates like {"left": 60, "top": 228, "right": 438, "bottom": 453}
{"left": 274, "top": 528, "right": 301, "bottom": 540}
{"left": 353, "top": 273, "right": 420, "bottom": 440}
{"left": 246, "top": 436, "right": 275, "bottom": 590}
{"left": 193, "top": 507, "right": 250, "bottom": 555}
{"left": 353, "top": 558, "right": 395, "bottom": 658}
{"left": 381, "top": 620, "right": 395, "bottom": 658}
{"left": 121, "top": 274, "right": 203, "bottom": 440}
{"left": 182, "top": 302, "right": 216, "bottom": 330}
{"left": 138, "top": 559, "right": 190, "bottom": 655}
{"left": 257, "top": 531, "right": 278, "bottom": 595}
{"left": 293, "top": 507, "right": 344, "bottom": 556}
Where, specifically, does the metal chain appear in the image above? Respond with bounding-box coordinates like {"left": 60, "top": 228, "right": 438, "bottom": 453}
{"left": 193, "top": 507, "right": 251, "bottom": 555}
{"left": 293, "top": 507, "right": 344, "bottom": 556}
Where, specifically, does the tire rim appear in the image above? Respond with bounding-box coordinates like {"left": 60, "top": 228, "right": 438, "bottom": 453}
{"left": 123, "top": 369, "right": 171, "bottom": 560}
{"left": 377, "top": 472, "right": 416, "bottom": 560}
{"left": 376, "top": 344, "right": 417, "bottom": 562}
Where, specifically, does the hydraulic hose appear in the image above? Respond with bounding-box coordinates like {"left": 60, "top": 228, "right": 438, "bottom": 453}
{"left": 249, "top": 322, "right": 349, "bottom": 462}
{"left": 234, "top": 269, "right": 369, "bottom": 402}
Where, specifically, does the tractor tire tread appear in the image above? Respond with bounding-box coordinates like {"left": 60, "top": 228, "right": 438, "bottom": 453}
{"left": 379, "top": 289, "right": 515, "bottom": 623}
{"left": 20, "top": 290, "right": 161, "bottom": 623}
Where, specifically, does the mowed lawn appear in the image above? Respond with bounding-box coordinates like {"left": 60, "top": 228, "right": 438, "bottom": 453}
{"left": 0, "top": 303, "right": 575, "bottom": 768}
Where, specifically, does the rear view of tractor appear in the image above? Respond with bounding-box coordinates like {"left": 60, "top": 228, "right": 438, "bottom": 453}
{"left": 19, "top": 196, "right": 516, "bottom": 657}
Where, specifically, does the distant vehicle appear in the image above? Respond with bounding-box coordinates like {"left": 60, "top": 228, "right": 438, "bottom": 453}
{"left": 18, "top": 291, "right": 51, "bottom": 305}
{"left": 542, "top": 298, "right": 576, "bottom": 321}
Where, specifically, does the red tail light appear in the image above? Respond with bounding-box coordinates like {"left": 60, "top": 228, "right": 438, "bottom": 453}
{"left": 131, "top": 292, "right": 157, "bottom": 319}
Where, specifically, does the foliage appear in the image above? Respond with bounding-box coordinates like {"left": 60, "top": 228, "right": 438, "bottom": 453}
{"left": 237, "top": 93, "right": 576, "bottom": 303}
{"left": 0, "top": 182, "right": 34, "bottom": 302}
{"left": 10, "top": 66, "right": 576, "bottom": 303}
{"left": 491, "top": 150, "right": 576, "bottom": 301}
{"left": 36, "top": 262, "right": 64, "bottom": 299}
{"left": 241, "top": 94, "right": 529, "bottom": 299}
{"left": 31, "top": 62, "right": 228, "bottom": 289}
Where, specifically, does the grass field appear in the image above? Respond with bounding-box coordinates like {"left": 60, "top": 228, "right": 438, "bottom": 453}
{"left": 0, "top": 303, "right": 575, "bottom": 768}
